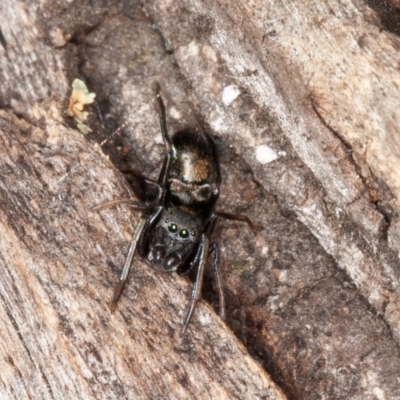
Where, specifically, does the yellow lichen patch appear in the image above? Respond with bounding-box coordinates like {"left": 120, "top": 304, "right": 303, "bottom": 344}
{"left": 67, "top": 79, "right": 96, "bottom": 134}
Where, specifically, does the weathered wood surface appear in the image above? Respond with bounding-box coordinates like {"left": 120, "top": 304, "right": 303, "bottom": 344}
{"left": 1, "top": 0, "right": 400, "bottom": 399}
{"left": 0, "top": 112, "right": 285, "bottom": 399}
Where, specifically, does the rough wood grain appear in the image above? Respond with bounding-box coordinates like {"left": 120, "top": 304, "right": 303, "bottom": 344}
{"left": 0, "top": 113, "right": 285, "bottom": 399}
{"left": 1, "top": 0, "right": 400, "bottom": 399}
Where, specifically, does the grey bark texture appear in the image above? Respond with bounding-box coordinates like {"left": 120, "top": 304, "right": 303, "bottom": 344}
{"left": 1, "top": 0, "right": 400, "bottom": 399}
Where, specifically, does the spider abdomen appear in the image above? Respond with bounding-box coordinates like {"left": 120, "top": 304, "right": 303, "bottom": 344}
{"left": 167, "top": 128, "right": 220, "bottom": 208}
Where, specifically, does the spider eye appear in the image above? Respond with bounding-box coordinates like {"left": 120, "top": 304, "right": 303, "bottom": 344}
{"left": 168, "top": 223, "right": 178, "bottom": 233}
{"left": 179, "top": 229, "right": 189, "bottom": 239}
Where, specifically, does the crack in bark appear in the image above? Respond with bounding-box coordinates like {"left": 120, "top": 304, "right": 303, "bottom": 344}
{"left": 310, "top": 94, "right": 392, "bottom": 237}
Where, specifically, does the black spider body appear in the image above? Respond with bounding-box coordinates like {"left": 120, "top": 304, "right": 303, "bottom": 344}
{"left": 145, "top": 128, "right": 221, "bottom": 274}
{"left": 95, "top": 84, "right": 261, "bottom": 333}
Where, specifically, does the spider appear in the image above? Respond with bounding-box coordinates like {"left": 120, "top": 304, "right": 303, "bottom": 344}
{"left": 94, "top": 83, "right": 262, "bottom": 333}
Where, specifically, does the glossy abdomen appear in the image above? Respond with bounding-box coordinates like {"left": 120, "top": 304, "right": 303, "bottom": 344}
{"left": 168, "top": 129, "right": 220, "bottom": 206}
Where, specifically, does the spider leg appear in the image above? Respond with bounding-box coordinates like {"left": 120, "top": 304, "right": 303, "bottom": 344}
{"left": 110, "top": 217, "right": 147, "bottom": 312}
{"left": 209, "top": 242, "right": 225, "bottom": 320}
{"left": 92, "top": 199, "right": 157, "bottom": 211}
{"left": 181, "top": 234, "right": 209, "bottom": 334}
{"left": 120, "top": 168, "right": 158, "bottom": 186}
{"left": 153, "top": 82, "right": 172, "bottom": 202}
{"left": 216, "top": 211, "right": 263, "bottom": 232}
{"left": 110, "top": 206, "right": 163, "bottom": 311}
{"left": 120, "top": 169, "right": 163, "bottom": 201}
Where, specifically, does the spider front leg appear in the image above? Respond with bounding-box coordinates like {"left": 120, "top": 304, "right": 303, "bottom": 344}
{"left": 110, "top": 216, "right": 147, "bottom": 311}
{"left": 91, "top": 170, "right": 165, "bottom": 212}
{"left": 92, "top": 199, "right": 157, "bottom": 211}
{"left": 110, "top": 206, "right": 163, "bottom": 311}
{"left": 182, "top": 234, "right": 210, "bottom": 334}
{"left": 153, "top": 82, "right": 173, "bottom": 202}
{"left": 178, "top": 241, "right": 225, "bottom": 327}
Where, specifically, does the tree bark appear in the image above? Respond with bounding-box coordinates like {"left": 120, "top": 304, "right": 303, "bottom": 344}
{"left": 1, "top": 0, "right": 400, "bottom": 399}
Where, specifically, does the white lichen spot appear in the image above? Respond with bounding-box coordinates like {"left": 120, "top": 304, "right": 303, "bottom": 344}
{"left": 256, "top": 145, "right": 278, "bottom": 164}
{"left": 169, "top": 106, "right": 181, "bottom": 120}
{"left": 222, "top": 85, "right": 241, "bottom": 106}
{"left": 67, "top": 78, "right": 96, "bottom": 134}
